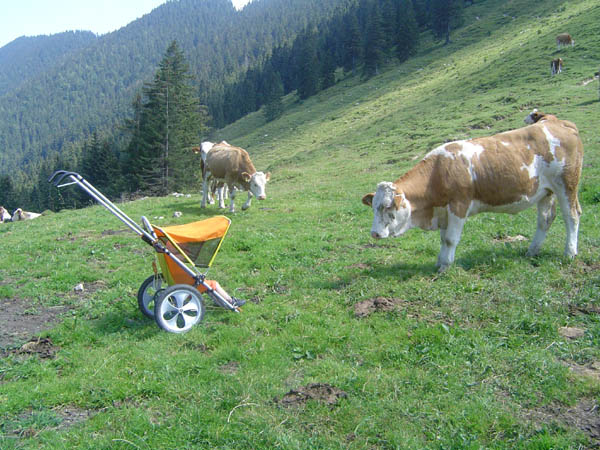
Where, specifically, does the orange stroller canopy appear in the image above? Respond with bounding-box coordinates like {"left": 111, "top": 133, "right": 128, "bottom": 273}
{"left": 152, "top": 215, "right": 231, "bottom": 285}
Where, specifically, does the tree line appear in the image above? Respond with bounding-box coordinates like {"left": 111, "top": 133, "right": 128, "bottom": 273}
{"left": 0, "top": 0, "right": 467, "bottom": 214}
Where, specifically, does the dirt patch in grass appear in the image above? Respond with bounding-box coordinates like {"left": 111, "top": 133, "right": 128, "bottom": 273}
{"left": 0, "top": 298, "right": 68, "bottom": 351}
{"left": 8, "top": 337, "right": 59, "bottom": 359}
{"left": 3, "top": 405, "right": 95, "bottom": 438}
{"left": 525, "top": 399, "right": 600, "bottom": 445}
{"left": 275, "top": 383, "right": 347, "bottom": 407}
{"left": 219, "top": 361, "right": 240, "bottom": 375}
{"left": 354, "top": 297, "right": 404, "bottom": 318}
{"left": 565, "top": 360, "right": 600, "bottom": 381}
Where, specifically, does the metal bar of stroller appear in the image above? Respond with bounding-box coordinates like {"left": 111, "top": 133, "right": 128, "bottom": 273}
{"left": 49, "top": 171, "right": 153, "bottom": 241}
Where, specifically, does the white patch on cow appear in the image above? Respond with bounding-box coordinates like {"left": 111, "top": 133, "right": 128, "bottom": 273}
{"left": 458, "top": 141, "right": 485, "bottom": 181}
{"left": 425, "top": 145, "right": 455, "bottom": 160}
{"left": 501, "top": 141, "right": 510, "bottom": 147}
{"left": 542, "top": 126, "right": 561, "bottom": 158}
{"left": 520, "top": 154, "right": 540, "bottom": 179}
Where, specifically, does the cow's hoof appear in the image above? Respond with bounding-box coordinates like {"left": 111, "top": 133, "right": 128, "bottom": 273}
{"left": 437, "top": 264, "right": 450, "bottom": 273}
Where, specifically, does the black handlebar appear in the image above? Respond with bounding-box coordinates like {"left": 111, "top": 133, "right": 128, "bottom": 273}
{"left": 48, "top": 170, "right": 82, "bottom": 186}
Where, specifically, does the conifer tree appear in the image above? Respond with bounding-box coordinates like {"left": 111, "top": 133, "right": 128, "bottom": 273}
{"left": 363, "top": 1, "right": 385, "bottom": 77}
{"left": 126, "top": 41, "right": 208, "bottom": 195}
{"left": 395, "top": 0, "right": 419, "bottom": 62}
{"left": 342, "top": 12, "right": 362, "bottom": 75}
{"left": 297, "top": 29, "right": 320, "bottom": 100}
{"left": 431, "top": 0, "right": 464, "bottom": 44}
{"left": 263, "top": 70, "right": 285, "bottom": 122}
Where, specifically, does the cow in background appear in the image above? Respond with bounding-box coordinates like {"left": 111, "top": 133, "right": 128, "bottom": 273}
{"left": 202, "top": 142, "right": 271, "bottom": 212}
{"left": 0, "top": 206, "right": 11, "bottom": 223}
{"left": 556, "top": 33, "right": 574, "bottom": 48}
{"left": 363, "top": 109, "right": 583, "bottom": 271}
{"left": 12, "top": 208, "right": 42, "bottom": 221}
{"left": 550, "top": 58, "right": 563, "bottom": 75}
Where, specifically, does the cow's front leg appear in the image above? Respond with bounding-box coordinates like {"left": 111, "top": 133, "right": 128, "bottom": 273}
{"left": 201, "top": 175, "right": 210, "bottom": 208}
{"left": 242, "top": 192, "right": 253, "bottom": 211}
{"left": 436, "top": 212, "right": 466, "bottom": 272}
{"left": 527, "top": 194, "right": 556, "bottom": 257}
{"left": 228, "top": 185, "right": 237, "bottom": 213}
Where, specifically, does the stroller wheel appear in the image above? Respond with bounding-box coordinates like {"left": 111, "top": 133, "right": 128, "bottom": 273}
{"left": 137, "top": 274, "right": 164, "bottom": 319}
{"left": 154, "top": 284, "right": 205, "bottom": 333}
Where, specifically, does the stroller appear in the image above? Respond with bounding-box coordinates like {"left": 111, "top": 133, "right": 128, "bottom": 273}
{"left": 49, "top": 171, "right": 240, "bottom": 334}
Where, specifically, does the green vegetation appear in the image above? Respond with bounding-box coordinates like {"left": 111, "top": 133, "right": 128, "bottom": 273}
{"left": 1, "top": 0, "right": 600, "bottom": 448}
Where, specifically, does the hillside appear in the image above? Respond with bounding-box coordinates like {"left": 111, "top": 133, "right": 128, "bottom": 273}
{"left": 0, "top": 0, "right": 351, "bottom": 176}
{"left": 1, "top": 0, "right": 600, "bottom": 448}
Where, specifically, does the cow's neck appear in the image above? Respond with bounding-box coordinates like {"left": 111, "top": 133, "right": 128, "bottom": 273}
{"left": 394, "top": 158, "right": 438, "bottom": 230}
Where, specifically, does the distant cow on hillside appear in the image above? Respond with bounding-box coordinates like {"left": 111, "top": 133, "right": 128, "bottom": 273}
{"left": 556, "top": 33, "right": 574, "bottom": 48}
{"left": 0, "top": 206, "right": 11, "bottom": 223}
{"left": 202, "top": 142, "right": 270, "bottom": 213}
{"left": 362, "top": 109, "right": 583, "bottom": 271}
{"left": 550, "top": 58, "right": 563, "bottom": 75}
{"left": 12, "top": 208, "right": 42, "bottom": 221}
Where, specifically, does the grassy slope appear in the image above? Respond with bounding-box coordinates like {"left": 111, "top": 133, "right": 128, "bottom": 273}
{"left": 1, "top": 0, "right": 600, "bottom": 448}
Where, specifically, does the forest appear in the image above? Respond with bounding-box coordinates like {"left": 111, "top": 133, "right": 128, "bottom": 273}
{"left": 0, "top": 0, "right": 465, "bottom": 213}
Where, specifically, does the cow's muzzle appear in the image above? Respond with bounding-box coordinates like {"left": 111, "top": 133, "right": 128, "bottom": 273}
{"left": 258, "top": 195, "right": 266, "bottom": 200}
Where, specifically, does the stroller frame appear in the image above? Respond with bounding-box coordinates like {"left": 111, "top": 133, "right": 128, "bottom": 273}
{"left": 49, "top": 171, "right": 239, "bottom": 333}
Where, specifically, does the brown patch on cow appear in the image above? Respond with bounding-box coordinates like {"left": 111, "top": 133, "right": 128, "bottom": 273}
{"left": 275, "top": 383, "right": 347, "bottom": 407}
{"left": 524, "top": 399, "right": 600, "bottom": 445}
{"left": 354, "top": 297, "right": 404, "bottom": 318}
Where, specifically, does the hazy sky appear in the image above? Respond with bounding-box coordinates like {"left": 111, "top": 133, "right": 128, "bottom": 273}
{"left": 0, "top": 0, "right": 252, "bottom": 48}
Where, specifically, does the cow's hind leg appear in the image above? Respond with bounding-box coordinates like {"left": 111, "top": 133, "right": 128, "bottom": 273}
{"left": 527, "top": 193, "right": 557, "bottom": 257}
{"left": 555, "top": 187, "right": 581, "bottom": 258}
{"left": 436, "top": 212, "right": 466, "bottom": 272}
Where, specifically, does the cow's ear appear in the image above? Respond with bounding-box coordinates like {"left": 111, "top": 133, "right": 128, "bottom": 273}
{"left": 241, "top": 172, "right": 252, "bottom": 182}
{"left": 265, "top": 172, "right": 271, "bottom": 181}
{"left": 362, "top": 193, "right": 374, "bottom": 207}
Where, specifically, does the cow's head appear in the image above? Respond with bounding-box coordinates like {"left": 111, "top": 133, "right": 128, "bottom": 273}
{"left": 524, "top": 108, "right": 544, "bottom": 124}
{"left": 242, "top": 171, "right": 271, "bottom": 200}
{"left": 12, "top": 208, "right": 23, "bottom": 221}
{"left": 362, "top": 182, "right": 412, "bottom": 239}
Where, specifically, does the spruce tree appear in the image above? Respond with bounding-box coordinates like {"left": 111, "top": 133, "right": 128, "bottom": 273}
{"left": 126, "top": 41, "right": 208, "bottom": 195}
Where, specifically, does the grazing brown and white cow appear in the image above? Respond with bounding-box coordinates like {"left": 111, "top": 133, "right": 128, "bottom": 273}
{"left": 362, "top": 110, "right": 583, "bottom": 271}
{"left": 202, "top": 142, "right": 271, "bottom": 212}
{"left": 556, "top": 33, "right": 574, "bottom": 48}
{"left": 12, "top": 208, "right": 42, "bottom": 221}
{"left": 0, "top": 206, "right": 11, "bottom": 223}
{"left": 550, "top": 57, "right": 563, "bottom": 75}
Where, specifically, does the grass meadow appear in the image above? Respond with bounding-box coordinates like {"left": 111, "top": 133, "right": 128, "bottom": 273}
{"left": 1, "top": 0, "right": 600, "bottom": 448}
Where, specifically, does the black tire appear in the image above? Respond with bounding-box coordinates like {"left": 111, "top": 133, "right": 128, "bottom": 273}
{"left": 137, "top": 274, "right": 164, "bottom": 319}
{"left": 154, "top": 284, "right": 205, "bottom": 333}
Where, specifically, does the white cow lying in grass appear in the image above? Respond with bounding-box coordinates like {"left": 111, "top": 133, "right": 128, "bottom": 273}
{"left": 12, "top": 208, "right": 42, "bottom": 221}
{"left": 362, "top": 109, "right": 583, "bottom": 271}
{"left": 0, "top": 206, "right": 11, "bottom": 223}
